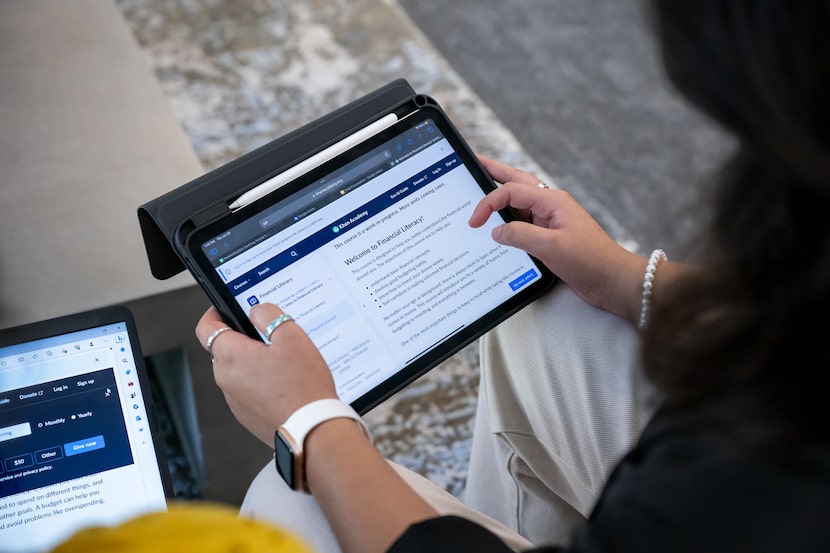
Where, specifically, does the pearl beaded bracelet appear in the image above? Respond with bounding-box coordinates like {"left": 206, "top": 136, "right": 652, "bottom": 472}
{"left": 638, "top": 248, "right": 667, "bottom": 329}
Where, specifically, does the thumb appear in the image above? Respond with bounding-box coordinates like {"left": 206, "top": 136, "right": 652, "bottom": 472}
{"left": 492, "top": 221, "right": 551, "bottom": 259}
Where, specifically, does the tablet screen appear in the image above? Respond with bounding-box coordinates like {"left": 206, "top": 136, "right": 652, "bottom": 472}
{"left": 187, "top": 105, "right": 553, "bottom": 412}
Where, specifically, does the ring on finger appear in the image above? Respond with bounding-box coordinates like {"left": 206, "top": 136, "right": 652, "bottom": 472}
{"left": 206, "top": 326, "right": 233, "bottom": 354}
{"left": 264, "top": 314, "right": 295, "bottom": 342}
{"left": 536, "top": 181, "right": 550, "bottom": 189}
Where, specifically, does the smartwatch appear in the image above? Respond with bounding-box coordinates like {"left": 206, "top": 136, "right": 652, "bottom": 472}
{"left": 274, "top": 398, "right": 372, "bottom": 493}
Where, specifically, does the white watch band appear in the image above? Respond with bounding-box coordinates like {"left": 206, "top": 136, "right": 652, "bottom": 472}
{"left": 281, "top": 398, "right": 372, "bottom": 451}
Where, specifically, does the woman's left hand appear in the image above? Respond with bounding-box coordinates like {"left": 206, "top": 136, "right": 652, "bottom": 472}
{"left": 194, "top": 304, "right": 338, "bottom": 445}
{"left": 196, "top": 305, "right": 439, "bottom": 553}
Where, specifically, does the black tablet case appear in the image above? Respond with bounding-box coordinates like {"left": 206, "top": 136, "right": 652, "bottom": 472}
{"left": 138, "top": 79, "right": 425, "bottom": 281}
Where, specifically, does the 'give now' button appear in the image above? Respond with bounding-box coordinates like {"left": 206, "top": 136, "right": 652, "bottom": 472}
{"left": 64, "top": 435, "right": 105, "bottom": 457}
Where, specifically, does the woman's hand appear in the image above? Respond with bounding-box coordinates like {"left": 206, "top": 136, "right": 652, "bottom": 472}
{"left": 194, "top": 303, "right": 338, "bottom": 445}
{"left": 195, "top": 305, "right": 438, "bottom": 553}
{"left": 470, "top": 155, "right": 647, "bottom": 322}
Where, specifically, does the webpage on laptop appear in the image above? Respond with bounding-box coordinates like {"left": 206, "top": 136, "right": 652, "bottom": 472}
{"left": 0, "top": 323, "right": 166, "bottom": 552}
{"left": 200, "top": 114, "right": 542, "bottom": 404}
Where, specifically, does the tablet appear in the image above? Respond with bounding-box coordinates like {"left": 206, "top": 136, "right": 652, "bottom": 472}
{"left": 0, "top": 306, "right": 171, "bottom": 552}
{"left": 181, "top": 103, "right": 555, "bottom": 413}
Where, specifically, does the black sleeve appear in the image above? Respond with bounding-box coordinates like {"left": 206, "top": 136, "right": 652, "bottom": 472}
{"left": 389, "top": 407, "right": 830, "bottom": 553}
{"left": 387, "top": 515, "right": 562, "bottom": 553}
{"left": 559, "top": 409, "right": 830, "bottom": 553}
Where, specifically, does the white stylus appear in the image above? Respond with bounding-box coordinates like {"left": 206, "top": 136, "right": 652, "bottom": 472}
{"left": 229, "top": 112, "right": 400, "bottom": 210}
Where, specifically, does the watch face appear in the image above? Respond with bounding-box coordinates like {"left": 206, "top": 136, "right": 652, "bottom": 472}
{"left": 275, "top": 431, "right": 297, "bottom": 489}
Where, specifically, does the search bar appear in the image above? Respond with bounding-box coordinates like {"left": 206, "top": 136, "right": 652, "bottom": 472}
{"left": 217, "top": 216, "right": 324, "bottom": 282}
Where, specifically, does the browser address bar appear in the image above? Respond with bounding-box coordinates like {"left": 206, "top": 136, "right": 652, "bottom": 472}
{"left": 257, "top": 149, "right": 392, "bottom": 230}
{"left": 218, "top": 149, "right": 394, "bottom": 281}
{"left": 312, "top": 149, "right": 393, "bottom": 199}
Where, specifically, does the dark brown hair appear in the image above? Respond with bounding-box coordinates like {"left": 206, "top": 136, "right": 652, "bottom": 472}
{"left": 642, "top": 1, "right": 830, "bottom": 435}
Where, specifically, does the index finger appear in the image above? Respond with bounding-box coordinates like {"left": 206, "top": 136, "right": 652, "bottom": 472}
{"left": 477, "top": 155, "right": 541, "bottom": 186}
{"left": 194, "top": 306, "right": 250, "bottom": 357}
{"left": 194, "top": 306, "right": 227, "bottom": 346}
{"left": 468, "top": 183, "right": 545, "bottom": 228}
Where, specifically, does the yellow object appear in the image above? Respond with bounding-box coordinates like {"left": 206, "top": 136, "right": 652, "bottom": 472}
{"left": 51, "top": 502, "right": 313, "bottom": 553}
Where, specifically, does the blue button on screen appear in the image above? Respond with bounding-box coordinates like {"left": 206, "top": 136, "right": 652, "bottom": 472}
{"left": 64, "top": 435, "right": 106, "bottom": 457}
{"left": 509, "top": 268, "right": 539, "bottom": 291}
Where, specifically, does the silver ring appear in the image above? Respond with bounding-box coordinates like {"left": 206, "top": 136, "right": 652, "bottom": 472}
{"left": 264, "top": 314, "right": 295, "bottom": 342}
{"left": 536, "top": 181, "right": 550, "bottom": 189}
{"left": 205, "top": 326, "right": 233, "bottom": 353}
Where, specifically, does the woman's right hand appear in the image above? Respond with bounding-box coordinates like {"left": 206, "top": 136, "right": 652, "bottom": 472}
{"left": 469, "top": 155, "right": 648, "bottom": 322}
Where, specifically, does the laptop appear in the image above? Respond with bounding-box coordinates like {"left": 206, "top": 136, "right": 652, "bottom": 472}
{"left": 0, "top": 305, "right": 172, "bottom": 552}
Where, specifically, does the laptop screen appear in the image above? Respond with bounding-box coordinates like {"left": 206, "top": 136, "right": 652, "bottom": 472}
{"left": 0, "top": 307, "right": 169, "bottom": 552}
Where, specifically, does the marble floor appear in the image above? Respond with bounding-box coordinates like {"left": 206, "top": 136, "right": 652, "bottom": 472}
{"left": 114, "top": 0, "right": 553, "bottom": 498}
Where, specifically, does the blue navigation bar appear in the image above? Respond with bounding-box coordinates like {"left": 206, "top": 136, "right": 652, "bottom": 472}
{"left": 225, "top": 153, "right": 462, "bottom": 296}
